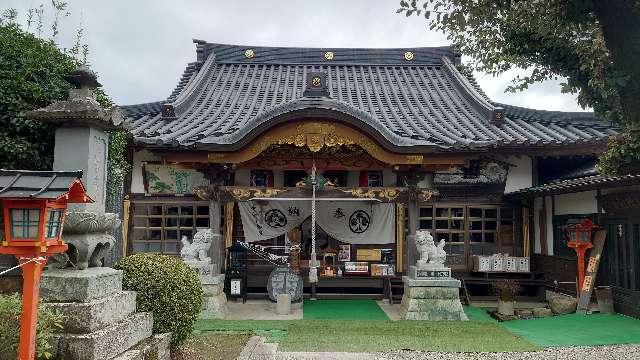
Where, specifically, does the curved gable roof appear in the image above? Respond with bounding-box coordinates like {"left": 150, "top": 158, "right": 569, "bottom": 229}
{"left": 122, "top": 41, "right": 618, "bottom": 152}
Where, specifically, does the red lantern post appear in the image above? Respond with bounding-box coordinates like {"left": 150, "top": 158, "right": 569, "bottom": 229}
{"left": 565, "top": 219, "right": 599, "bottom": 293}
{"left": 0, "top": 170, "right": 92, "bottom": 360}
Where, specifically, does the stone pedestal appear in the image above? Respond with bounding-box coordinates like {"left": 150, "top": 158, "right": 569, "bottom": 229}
{"left": 200, "top": 273, "right": 227, "bottom": 319}
{"left": 184, "top": 261, "right": 227, "bottom": 319}
{"left": 276, "top": 294, "right": 291, "bottom": 315}
{"left": 41, "top": 268, "right": 168, "bottom": 360}
{"left": 400, "top": 269, "right": 468, "bottom": 321}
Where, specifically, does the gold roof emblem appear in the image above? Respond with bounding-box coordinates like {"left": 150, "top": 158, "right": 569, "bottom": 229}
{"left": 312, "top": 76, "right": 322, "bottom": 87}
{"left": 324, "top": 51, "right": 334, "bottom": 60}
{"left": 244, "top": 49, "right": 255, "bottom": 59}
{"left": 404, "top": 51, "right": 414, "bottom": 61}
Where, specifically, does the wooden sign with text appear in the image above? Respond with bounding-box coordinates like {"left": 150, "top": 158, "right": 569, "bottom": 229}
{"left": 577, "top": 230, "right": 607, "bottom": 314}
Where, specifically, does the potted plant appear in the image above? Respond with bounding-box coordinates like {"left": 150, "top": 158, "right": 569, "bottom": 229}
{"left": 491, "top": 279, "right": 522, "bottom": 316}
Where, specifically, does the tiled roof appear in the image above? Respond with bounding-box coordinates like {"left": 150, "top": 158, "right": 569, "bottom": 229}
{"left": 0, "top": 170, "right": 83, "bottom": 199}
{"left": 506, "top": 174, "right": 640, "bottom": 198}
{"left": 121, "top": 41, "right": 618, "bottom": 152}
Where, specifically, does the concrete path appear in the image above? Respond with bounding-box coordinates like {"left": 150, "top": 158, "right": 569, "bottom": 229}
{"left": 225, "top": 299, "right": 302, "bottom": 320}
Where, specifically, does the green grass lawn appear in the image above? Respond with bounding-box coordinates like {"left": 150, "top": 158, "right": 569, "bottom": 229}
{"left": 194, "top": 304, "right": 640, "bottom": 353}
{"left": 195, "top": 318, "right": 538, "bottom": 352}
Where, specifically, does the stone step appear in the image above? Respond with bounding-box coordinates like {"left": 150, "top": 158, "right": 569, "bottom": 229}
{"left": 112, "top": 333, "right": 171, "bottom": 360}
{"left": 41, "top": 268, "right": 123, "bottom": 302}
{"left": 53, "top": 312, "right": 153, "bottom": 360}
{"left": 46, "top": 291, "right": 137, "bottom": 333}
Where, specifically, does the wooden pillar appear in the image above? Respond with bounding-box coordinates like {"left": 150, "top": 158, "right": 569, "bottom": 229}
{"left": 522, "top": 206, "right": 530, "bottom": 257}
{"left": 396, "top": 203, "right": 405, "bottom": 272}
{"left": 18, "top": 257, "right": 46, "bottom": 360}
{"left": 209, "top": 199, "right": 223, "bottom": 274}
{"left": 224, "top": 202, "right": 235, "bottom": 268}
{"left": 407, "top": 197, "right": 419, "bottom": 269}
{"left": 539, "top": 197, "right": 549, "bottom": 256}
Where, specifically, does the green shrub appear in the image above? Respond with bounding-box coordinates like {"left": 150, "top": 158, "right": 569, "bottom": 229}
{"left": 0, "top": 293, "right": 64, "bottom": 360}
{"left": 115, "top": 254, "right": 203, "bottom": 348}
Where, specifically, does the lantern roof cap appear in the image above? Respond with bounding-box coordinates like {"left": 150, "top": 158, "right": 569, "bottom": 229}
{"left": 0, "top": 169, "right": 93, "bottom": 203}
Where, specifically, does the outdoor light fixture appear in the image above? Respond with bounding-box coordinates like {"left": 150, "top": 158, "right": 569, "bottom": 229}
{"left": 0, "top": 170, "right": 92, "bottom": 360}
{"left": 565, "top": 218, "right": 599, "bottom": 293}
{"left": 224, "top": 242, "right": 248, "bottom": 303}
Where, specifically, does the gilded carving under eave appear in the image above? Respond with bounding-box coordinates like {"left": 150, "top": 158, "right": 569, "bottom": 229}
{"left": 339, "top": 187, "right": 402, "bottom": 202}
{"left": 229, "top": 187, "right": 287, "bottom": 201}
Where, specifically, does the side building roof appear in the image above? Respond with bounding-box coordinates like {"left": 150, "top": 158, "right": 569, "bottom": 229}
{"left": 121, "top": 41, "right": 618, "bottom": 153}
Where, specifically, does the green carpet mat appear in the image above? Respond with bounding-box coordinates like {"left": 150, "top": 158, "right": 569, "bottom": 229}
{"left": 503, "top": 313, "right": 640, "bottom": 347}
{"left": 303, "top": 299, "right": 389, "bottom": 320}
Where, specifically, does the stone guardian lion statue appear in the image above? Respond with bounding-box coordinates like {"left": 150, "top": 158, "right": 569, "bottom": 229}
{"left": 180, "top": 228, "right": 213, "bottom": 262}
{"left": 415, "top": 229, "right": 447, "bottom": 268}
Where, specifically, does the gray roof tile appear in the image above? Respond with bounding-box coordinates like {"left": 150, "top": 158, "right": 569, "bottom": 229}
{"left": 121, "top": 41, "right": 618, "bottom": 152}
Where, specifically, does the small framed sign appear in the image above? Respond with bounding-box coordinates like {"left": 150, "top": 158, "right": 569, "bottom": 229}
{"left": 230, "top": 279, "right": 241, "bottom": 295}
{"left": 338, "top": 244, "right": 351, "bottom": 262}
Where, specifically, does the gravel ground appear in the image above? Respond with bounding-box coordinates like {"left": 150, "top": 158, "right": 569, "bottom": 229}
{"left": 270, "top": 344, "right": 640, "bottom": 360}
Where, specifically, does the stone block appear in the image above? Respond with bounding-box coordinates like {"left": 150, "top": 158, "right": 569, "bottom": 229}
{"left": 403, "top": 276, "right": 461, "bottom": 288}
{"left": 404, "top": 285, "right": 459, "bottom": 299}
{"left": 46, "top": 291, "right": 136, "bottom": 333}
{"left": 400, "top": 281, "right": 468, "bottom": 321}
{"left": 276, "top": 293, "right": 291, "bottom": 315}
{"left": 184, "top": 260, "right": 216, "bottom": 282}
{"left": 409, "top": 265, "right": 451, "bottom": 279}
{"left": 202, "top": 283, "right": 223, "bottom": 296}
{"left": 549, "top": 295, "right": 578, "bottom": 315}
{"left": 113, "top": 333, "right": 171, "bottom": 360}
{"left": 53, "top": 312, "right": 153, "bottom": 360}
{"left": 515, "top": 309, "right": 533, "bottom": 318}
{"left": 200, "top": 293, "right": 227, "bottom": 319}
{"left": 532, "top": 307, "right": 553, "bottom": 318}
{"left": 41, "top": 268, "right": 122, "bottom": 302}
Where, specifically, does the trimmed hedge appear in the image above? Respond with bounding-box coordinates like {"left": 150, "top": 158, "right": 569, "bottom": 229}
{"left": 0, "top": 294, "right": 64, "bottom": 360}
{"left": 115, "top": 254, "right": 203, "bottom": 348}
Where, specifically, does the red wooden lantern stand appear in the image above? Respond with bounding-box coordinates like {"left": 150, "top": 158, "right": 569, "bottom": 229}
{"left": 565, "top": 219, "right": 599, "bottom": 293}
{"left": 0, "top": 171, "right": 92, "bottom": 359}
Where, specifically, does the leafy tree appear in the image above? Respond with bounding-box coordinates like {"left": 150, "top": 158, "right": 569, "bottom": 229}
{"left": 0, "top": 4, "right": 130, "bottom": 191}
{"left": 397, "top": 0, "right": 640, "bottom": 174}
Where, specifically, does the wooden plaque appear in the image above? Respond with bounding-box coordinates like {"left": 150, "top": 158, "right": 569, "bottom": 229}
{"left": 577, "top": 230, "right": 607, "bottom": 314}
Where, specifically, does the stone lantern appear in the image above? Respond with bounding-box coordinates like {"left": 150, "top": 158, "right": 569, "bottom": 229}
{"left": 26, "top": 66, "right": 125, "bottom": 269}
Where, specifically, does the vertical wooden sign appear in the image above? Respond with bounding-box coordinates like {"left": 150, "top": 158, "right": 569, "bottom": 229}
{"left": 577, "top": 230, "right": 607, "bottom": 314}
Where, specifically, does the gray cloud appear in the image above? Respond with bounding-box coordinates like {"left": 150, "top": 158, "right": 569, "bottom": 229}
{"left": 4, "top": 0, "right": 588, "bottom": 112}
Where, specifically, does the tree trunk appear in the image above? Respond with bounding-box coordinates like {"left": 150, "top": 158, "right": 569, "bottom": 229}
{"left": 593, "top": 0, "right": 640, "bottom": 127}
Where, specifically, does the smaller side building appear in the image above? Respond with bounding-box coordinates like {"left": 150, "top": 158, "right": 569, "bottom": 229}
{"left": 507, "top": 165, "right": 640, "bottom": 318}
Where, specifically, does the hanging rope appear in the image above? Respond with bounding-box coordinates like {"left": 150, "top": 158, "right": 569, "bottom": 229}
{"left": 309, "top": 161, "right": 319, "bottom": 283}
{"left": 0, "top": 257, "right": 47, "bottom": 277}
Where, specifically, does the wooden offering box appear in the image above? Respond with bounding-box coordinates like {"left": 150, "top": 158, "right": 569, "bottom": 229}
{"left": 344, "top": 261, "right": 369, "bottom": 275}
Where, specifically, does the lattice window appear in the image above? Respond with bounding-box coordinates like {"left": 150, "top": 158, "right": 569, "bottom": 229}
{"left": 130, "top": 200, "right": 211, "bottom": 255}
{"left": 418, "top": 204, "right": 515, "bottom": 268}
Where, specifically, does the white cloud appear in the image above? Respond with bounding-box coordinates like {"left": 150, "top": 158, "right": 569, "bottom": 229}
{"left": 3, "top": 0, "right": 587, "bottom": 112}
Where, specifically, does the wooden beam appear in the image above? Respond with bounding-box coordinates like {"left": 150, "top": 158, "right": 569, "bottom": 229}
{"left": 396, "top": 203, "right": 405, "bottom": 272}
{"left": 540, "top": 197, "right": 548, "bottom": 256}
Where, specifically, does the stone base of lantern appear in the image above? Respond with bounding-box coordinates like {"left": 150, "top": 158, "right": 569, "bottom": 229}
{"left": 40, "top": 268, "right": 168, "bottom": 360}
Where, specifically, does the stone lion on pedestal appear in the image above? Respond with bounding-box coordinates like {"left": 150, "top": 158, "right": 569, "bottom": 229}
{"left": 180, "top": 229, "right": 213, "bottom": 262}
{"left": 415, "top": 229, "right": 447, "bottom": 268}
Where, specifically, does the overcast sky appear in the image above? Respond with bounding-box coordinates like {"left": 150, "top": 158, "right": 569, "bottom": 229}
{"left": 5, "top": 0, "right": 588, "bottom": 112}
